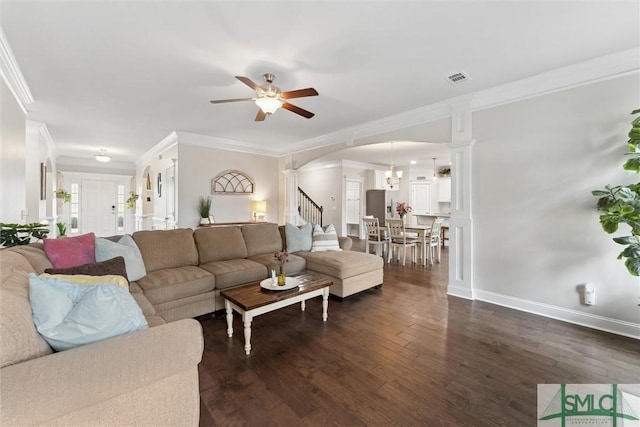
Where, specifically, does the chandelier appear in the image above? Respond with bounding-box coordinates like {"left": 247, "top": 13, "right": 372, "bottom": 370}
{"left": 385, "top": 142, "right": 403, "bottom": 189}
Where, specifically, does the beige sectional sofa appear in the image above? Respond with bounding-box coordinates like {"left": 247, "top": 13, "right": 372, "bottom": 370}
{"left": 132, "top": 222, "right": 383, "bottom": 321}
{"left": 0, "top": 222, "right": 383, "bottom": 426}
{"left": 0, "top": 249, "right": 204, "bottom": 426}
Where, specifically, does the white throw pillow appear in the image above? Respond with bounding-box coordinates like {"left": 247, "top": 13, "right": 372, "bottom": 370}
{"left": 310, "top": 224, "right": 342, "bottom": 252}
{"left": 29, "top": 274, "right": 148, "bottom": 352}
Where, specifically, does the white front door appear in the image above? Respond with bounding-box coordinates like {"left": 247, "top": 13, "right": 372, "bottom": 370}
{"left": 81, "top": 180, "right": 116, "bottom": 236}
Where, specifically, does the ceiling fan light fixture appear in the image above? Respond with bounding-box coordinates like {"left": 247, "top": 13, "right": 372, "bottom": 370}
{"left": 95, "top": 149, "right": 111, "bottom": 163}
{"left": 255, "top": 96, "right": 283, "bottom": 114}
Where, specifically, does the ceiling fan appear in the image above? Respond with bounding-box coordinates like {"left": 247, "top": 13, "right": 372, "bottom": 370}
{"left": 210, "top": 73, "right": 318, "bottom": 121}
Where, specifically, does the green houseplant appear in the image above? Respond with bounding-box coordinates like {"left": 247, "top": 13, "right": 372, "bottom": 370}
{"left": 56, "top": 221, "right": 67, "bottom": 237}
{"left": 592, "top": 109, "right": 640, "bottom": 276}
{"left": 54, "top": 189, "right": 71, "bottom": 203}
{"left": 126, "top": 191, "right": 139, "bottom": 209}
{"left": 198, "top": 196, "right": 212, "bottom": 224}
{"left": 0, "top": 223, "right": 50, "bottom": 247}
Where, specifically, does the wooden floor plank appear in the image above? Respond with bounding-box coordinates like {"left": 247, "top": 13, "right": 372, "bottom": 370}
{"left": 197, "top": 241, "right": 640, "bottom": 426}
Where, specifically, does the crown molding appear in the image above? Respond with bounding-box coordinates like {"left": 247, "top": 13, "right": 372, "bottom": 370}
{"left": 341, "top": 159, "right": 382, "bottom": 170}
{"left": 290, "top": 101, "right": 451, "bottom": 154}
{"left": 26, "top": 120, "right": 56, "bottom": 158}
{"left": 298, "top": 160, "right": 343, "bottom": 172}
{"left": 137, "top": 49, "right": 639, "bottom": 163}
{"left": 290, "top": 49, "right": 638, "bottom": 155}
{"left": 0, "top": 27, "right": 33, "bottom": 113}
{"left": 175, "top": 131, "right": 282, "bottom": 157}
{"left": 136, "top": 131, "right": 179, "bottom": 168}
{"left": 299, "top": 159, "right": 381, "bottom": 173}
{"left": 472, "top": 48, "right": 640, "bottom": 112}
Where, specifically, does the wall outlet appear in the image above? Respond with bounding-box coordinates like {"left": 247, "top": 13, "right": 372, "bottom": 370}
{"left": 583, "top": 283, "right": 596, "bottom": 306}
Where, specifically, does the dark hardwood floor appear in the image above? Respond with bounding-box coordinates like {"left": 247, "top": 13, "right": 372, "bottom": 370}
{"left": 197, "top": 240, "right": 640, "bottom": 426}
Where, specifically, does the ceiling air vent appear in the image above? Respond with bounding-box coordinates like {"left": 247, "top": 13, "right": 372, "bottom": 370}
{"left": 445, "top": 72, "right": 471, "bottom": 85}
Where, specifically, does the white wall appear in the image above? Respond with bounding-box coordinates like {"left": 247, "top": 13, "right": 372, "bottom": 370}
{"left": 58, "top": 171, "right": 136, "bottom": 235}
{"left": 472, "top": 74, "right": 640, "bottom": 325}
{"left": 298, "top": 165, "right": 344, "bottom": 228}
{"left": 25, "top": 122, "right": 56, "bottom": 223}
{"left": 0, "top": 78, "right": 26, "bottom": 223}
{"left": 136, "top": 144, "right": 178, "bottom": 229}
{"left": 177, "top": 144, "right": 279, "bottom": 227}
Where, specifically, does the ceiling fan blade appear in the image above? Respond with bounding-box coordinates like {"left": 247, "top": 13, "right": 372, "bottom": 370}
{"left": 282, "top": 102, "right": 315, "bottom": 119}
{"left": 210, "top": 98, "right": 254, "bottom": 104}
{"left": 235, "top": 76, "right": 262, "bottom": 93}
{"left": 280, "top": 87, "right": 319, "bottom": 99}
{"left": 255, "top": 109, "right": 267, "bottom": 122}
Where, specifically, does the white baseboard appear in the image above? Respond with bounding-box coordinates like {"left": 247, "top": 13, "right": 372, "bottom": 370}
{"left": 471, "top": 289, "right": 640, "bottom": 340}
{"left": 447, "top": 284, "right": 474, "bottom": 300}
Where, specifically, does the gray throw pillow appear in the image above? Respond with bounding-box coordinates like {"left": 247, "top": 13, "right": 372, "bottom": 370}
{"left": 285, "top": 222, "right": 313, "bottom": 252}
{"left": 95, "top": 235, "right": 146, "bottom": 281}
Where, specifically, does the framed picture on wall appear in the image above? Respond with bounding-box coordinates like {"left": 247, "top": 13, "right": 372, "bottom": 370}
{"left": 40, "top": 163, "right": 46, "bottom": 200}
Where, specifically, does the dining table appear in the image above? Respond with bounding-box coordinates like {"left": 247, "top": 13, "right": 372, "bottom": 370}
{"left": 380, "top": 223, "right": 433, "bottom": 266}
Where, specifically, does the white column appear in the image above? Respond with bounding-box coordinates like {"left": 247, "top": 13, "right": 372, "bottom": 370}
{"left": 447, "top": 97, "right": 475, "bottom": 300}
{"left": 24, "top": 121, "right": 41, "bottom": 223}
{"left": 282, "top": 168, "right": 299, "bottom": 225}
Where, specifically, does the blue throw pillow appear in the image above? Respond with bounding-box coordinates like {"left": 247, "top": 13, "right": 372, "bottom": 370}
{"left": 29, "top": 274, "right": 148, "bottom": 351}
{"left": 285, "top": 222, "right": 313, "bottom": 252}
{"left": 95, "top": 235, "right": 146, "bottom": 281}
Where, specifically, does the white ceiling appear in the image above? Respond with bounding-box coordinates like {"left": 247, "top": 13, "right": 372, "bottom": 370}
{"left": 1, "top": 1, "right": 638, "bottom": 168}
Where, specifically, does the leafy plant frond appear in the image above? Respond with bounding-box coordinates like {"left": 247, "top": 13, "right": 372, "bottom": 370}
{"left": 594, "top": 109, "right": 640, "bottom": 276}
{"left": 198, "top": 196, "right": 212, "bottom": 218}
{"left": 0, "top": 223, "right": 51, "bottom": 247}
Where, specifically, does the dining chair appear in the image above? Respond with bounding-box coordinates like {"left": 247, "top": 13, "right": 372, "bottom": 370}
{"left": 362, "top": 217, "right": 388, "bottom": 259}
{"left": 425, "top": 217, "right": 445, "bottom": 266}
{"left": 386, "top": 218, "right": 420, "bottom": 266}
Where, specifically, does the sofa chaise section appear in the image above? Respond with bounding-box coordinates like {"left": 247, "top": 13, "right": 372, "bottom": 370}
{"left": 296, "top": 249, "right": 384, "bottom": 298}
{"left": 278, "top": 224, "right": 384, "bottom": 298}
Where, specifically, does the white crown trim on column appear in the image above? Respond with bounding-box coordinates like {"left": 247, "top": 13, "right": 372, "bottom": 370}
{"left": 0, "top": 27, "right": 33, "bottom": 112}
{"left": 135, "top": 131, "right": 179, "bottom": 168}
{"left": 26, "top": 120, "right": 56, "bottom": 158}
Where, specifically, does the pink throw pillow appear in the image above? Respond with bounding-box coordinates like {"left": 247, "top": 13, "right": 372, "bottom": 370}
{"left": 43, "top": 233, "right": 96, "bottom": 269}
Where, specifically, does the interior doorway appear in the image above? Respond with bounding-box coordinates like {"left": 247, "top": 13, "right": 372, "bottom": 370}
{"left": 345, "top": 179, "right": 362, "bottom": 238}
{"left": 81, "top": 180, "right": 117, "bottom": 237}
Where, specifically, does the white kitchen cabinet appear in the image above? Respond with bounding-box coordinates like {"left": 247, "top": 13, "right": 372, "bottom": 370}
{"left": 410, "top": 182, "right": 432, "bottom": 215}
{"left": 438, "top": 178, "right": 451, "bottom": 202}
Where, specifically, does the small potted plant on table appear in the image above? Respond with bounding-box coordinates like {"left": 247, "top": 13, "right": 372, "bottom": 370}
{"left": 198, "top": 196, "right": 212, "bottom": 225}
